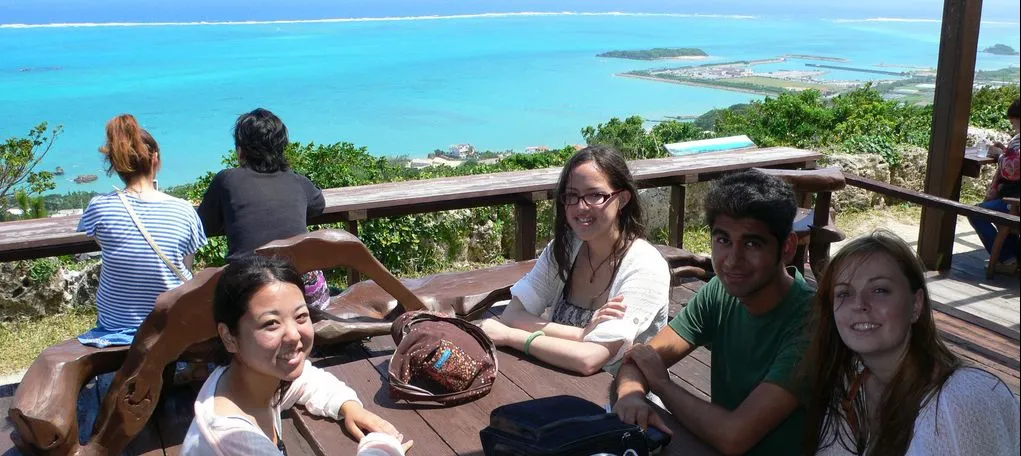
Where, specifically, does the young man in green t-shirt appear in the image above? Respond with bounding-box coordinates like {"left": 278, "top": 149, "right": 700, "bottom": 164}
{"left": 613, "top": 169, "right": 814, "bottom": 455}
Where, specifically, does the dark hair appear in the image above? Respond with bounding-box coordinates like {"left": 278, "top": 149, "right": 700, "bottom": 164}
{"left": 704, "top": 169, "right": 797, "bottom": 253}
{"left": 214, "top": 255, "right": 305, "bottom": 336}
{"left": 801, "top": 230, "right": 960, "bottom": 456}
{"left": 1008, "top": 98, "right": 1020, "bottom": 120}
{"left": 234, "top": 108, "right": 291, "bottom": 173}
{"left": 99, "top": 114, "right": 160, "bottom": 184}
{"left": 552, "top": 145, "right": 646, "bottom": 282}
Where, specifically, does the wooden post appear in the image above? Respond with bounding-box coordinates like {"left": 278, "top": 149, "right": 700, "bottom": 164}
{"left": 513, "top": 191, "right": 545, "bottom": 261}
{"left": 514, "top": 201, "right": 538, "bottom": 261}
{"left": 917, "top": 0, "right": 982, "bottom": 270}
{"left": 668, "top": 185, "right": 686, "bottom": 248}
{"left": 344, "top": 208, "right": 367, "bottom": 284}
{"left": 809, "top": 191, "right": 834, "bottom": 277}
{"left": 346, "top": 220, "right": 361, "bottom": 284}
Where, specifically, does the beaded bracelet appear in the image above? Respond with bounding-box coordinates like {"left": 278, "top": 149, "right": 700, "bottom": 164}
{"left": 523, "top": 330, "right": 545, "bottom": 356}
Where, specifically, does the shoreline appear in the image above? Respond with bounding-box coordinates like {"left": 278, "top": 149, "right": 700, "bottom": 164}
{"left": 617, "top": 73, "right": 777, "bottom": 96}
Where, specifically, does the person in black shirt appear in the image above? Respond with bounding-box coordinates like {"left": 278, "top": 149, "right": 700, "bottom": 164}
{"left": 198, "top": 108, "right": 329, "bottom": 309}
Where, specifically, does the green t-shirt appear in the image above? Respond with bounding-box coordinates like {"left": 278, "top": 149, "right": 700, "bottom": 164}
{"left": 669, "top": 267, "right": 814, "bottom": 456}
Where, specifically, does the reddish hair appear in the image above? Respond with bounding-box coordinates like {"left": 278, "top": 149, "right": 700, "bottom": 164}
{"left": 801, "top": 230, "right": 959, "bottom": 455}
{"left": 99, "top": 114, "right": 159, "bottom": 183}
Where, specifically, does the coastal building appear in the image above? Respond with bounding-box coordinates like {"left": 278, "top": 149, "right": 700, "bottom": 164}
{"left": 447, "top": 143, "right": 477, "bottom": 159}
{"left": 523, "top": 145, "right": 549, "bottom": 154}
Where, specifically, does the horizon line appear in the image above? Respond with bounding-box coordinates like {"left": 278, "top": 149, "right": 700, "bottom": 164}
{"left": 3, "top": 12, "right": 1019, "bottom": 29}
{"left": 0, "top": 11, "right": 761, "bottom": 28}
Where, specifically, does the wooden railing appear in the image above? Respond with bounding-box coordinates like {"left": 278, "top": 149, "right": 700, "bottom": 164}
{"left": 845, "top": 174, "right": 1020, "bottom": 230}
{"left": 0, "top": 147, "right": 822, "bottom": 267}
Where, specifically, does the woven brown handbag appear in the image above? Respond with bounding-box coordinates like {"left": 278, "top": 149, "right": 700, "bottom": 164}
{"left": 388, "top": 311, "right": 498, "bottom": 405}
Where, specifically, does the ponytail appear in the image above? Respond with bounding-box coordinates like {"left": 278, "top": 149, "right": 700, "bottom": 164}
{"left": 100, "top": 114, "right": 159, "bottom": 183}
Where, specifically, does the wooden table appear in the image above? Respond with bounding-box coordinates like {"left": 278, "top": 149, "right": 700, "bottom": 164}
{"left": 962, "top": 152, "right": 996, "bottom": 178}
{"left": 291, "top": 335, "right": 718, "bottom": 456}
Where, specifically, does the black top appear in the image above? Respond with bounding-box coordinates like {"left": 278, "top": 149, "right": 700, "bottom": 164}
{"left": 197, "top": 167, "right": 325, "bottom": 262}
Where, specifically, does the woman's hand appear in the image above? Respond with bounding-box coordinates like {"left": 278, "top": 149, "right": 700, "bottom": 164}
{"left": 340, "top": 401, "right": 414, "bottom": 451}
{"left": 479, "top": 318, "right": 511, "bottom": 346}
{"left": 583, "top": 295, "right": 628, "bottom": 336}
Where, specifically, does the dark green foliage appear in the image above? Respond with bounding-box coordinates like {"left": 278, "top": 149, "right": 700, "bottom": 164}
{"left": 716, "top": 90, "right": 834, "bottom": 148}
{"left": 713, "top": 86, "right": 939, "bottom": 166}
{"left": 581, "top": 116, "right": 665, "bottom": 159}
{"left": 650, "top": 120, "right": 710, "bottom": 144}
{"left": 970, "top": 85, "right": 1020, "bottom": 132}
{"left": 694, "top": 103, "right": 750, "bottom": 131}
{"left": 579, "top": 115, "right": 695, "bottom": 159}
{"left": 28, "top": 257, "right": 60, "bottom": 283}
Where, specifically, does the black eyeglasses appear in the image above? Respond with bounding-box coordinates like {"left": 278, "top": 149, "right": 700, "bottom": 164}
{"left": 560, "top": 190, "right": 622, "bottom": 206}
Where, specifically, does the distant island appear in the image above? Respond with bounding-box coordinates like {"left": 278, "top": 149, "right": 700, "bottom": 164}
{"left": 73, "top": 174, "right": 98, "bottom": 184}
{"left": 984, "top": 44, "right": 1019, "bottom": 56}
{"left": 598, "top": 47, "right": 708, "bottom": 61}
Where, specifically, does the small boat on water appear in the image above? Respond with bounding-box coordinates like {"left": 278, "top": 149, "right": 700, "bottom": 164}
{"left": 74, "top": 174, "right": 98, "bottom": 184}
{"left": 54, "top": 166, "right": 65, "bottom": 176}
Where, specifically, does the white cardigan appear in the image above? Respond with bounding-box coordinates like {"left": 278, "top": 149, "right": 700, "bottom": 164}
{"left": 816, "top": 367, "right": 1021, "bottom": 456}
{"left": 182, "top": 361, "right": 362, "bottom": 455}
{"left": 509, "top": 237, "right": 670, "bottom": 367}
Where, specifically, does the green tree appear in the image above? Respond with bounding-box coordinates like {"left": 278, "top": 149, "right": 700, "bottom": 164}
{"left": 970, "top": 85, "right": 1020, "bottom": 132}
{"left": 580, "top": 115, "right": 667, "bottom": 159}
{"left": 1, "top": 123, "right": 61, "bottom": 220}
{"left": 15, "top": 189, "right": 48, "bottom": 219}
{"left": 716, "top": 90, "right": 834, "bottom": 148}
{"left": 650, "top": 120, "right": 709, "bottom": 144}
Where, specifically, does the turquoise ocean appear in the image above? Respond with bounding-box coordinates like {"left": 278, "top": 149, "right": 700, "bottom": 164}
{"left": 1, "top": 12, "right": 1019, "bottom": 193}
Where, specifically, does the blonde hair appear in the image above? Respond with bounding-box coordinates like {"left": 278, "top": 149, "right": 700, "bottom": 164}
{"left": 99, "top": 114, "right": 159, "bottom": 183}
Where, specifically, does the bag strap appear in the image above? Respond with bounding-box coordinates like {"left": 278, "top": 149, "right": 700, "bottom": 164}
{"left": 115, "top": 188, "right": 189, "bottom": 283}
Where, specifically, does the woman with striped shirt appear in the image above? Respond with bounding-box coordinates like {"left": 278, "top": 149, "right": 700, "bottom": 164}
{"left": 77, "top": 114, "right": 207, "bottom": 347}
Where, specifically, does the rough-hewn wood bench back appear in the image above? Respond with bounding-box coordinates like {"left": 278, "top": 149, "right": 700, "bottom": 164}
{"left": 10, "top": 229, "right": 427, "bottom": 456}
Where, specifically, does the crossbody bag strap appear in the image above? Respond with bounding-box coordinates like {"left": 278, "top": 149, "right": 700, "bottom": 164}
{"left": 115, "top": 188, "right": 189, "bottom": 283}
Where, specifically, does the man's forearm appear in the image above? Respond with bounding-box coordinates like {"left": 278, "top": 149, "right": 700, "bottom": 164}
{"left": 613, "top": 362, "right": 650, "bottom": 401}
{"left": 656, "top": 382, "right": 740, "bottom": 454}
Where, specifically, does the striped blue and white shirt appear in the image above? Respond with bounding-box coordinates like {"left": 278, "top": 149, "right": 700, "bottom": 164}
{"left": 78, "top": 192, "right": 207, "bottom": 333}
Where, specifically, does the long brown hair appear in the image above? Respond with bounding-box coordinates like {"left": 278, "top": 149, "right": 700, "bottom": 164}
{"left": 99, "top": 114, "right": 160, "bottom": 183}
{"left": 551, "top": 145, "right": 646, "bottom": 283}
{"left": 801, "top": 230, "right": 959, "bottom": 455}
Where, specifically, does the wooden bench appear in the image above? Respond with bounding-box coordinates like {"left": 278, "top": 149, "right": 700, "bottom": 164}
{"left": 9, "top": 230, "right": 435, "bottom": 455}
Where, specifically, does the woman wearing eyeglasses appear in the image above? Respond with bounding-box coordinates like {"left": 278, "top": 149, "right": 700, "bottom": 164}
{"left": 479, "top": 145, "right": 670, "bottom": 375}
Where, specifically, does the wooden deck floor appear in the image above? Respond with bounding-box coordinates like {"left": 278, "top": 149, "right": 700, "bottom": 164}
{"left": 1, "top": 263, "right": 1017, "bottom": 455}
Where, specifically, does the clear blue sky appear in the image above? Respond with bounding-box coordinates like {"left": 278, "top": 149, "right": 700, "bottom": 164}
{"left": 1, "top": 0, "right": 1018, "bottom": 24}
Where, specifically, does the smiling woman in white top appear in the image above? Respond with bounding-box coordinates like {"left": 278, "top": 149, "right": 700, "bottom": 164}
{"left": 182, "top": 256, "right": 411, "bottom": 455}
{"left": 478, "top": 145, "right": 670, "bottom": 376}
{"left": 802, "top": 230, "right": 1019, "bottom": 456}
